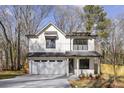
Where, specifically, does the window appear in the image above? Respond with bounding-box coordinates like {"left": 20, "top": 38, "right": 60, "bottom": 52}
{"left": 57, "top": 60, "right": 63, "bottom": 62}
{"left": 46, "top": 38, "right": 56, "bottom": 48}
{"left": 34, "top": 60, "right": 40, "bottom": 62}
{"left": 41, "top": 60, "right": 47, "bottom": 62}
{"left": 49, "top": 60, "right": 55, "bottom": 62}
{"left": 73, "top": 39, "right": 88, "bottom": 50}
{"left": 79, "top": 59, "right": 89, "bottom": 69}
{"left": 73, "top": 39, "right": 88, "bottom": 45}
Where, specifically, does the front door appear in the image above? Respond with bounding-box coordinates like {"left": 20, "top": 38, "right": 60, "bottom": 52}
{"left": 69, "top": 58, "right": 74, "bottom": 74}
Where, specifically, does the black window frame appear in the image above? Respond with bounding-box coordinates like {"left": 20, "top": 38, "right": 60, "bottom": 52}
{"left": 34, "top": 60, "right": 40, "bottom": 62}
{"left": 41, "top": 60, "right": 47, "bottom": 62}
{"left": 49, "top": 60, "right": 55, "bottom": 62}
{"left": 73, "top": 39, "right": 88, "bottom": 45}
{"left": 57, "top": 60, "right": 63, "bottom": 62}
{"left": 79, "top": 59, "right": 89, "bottom": 69}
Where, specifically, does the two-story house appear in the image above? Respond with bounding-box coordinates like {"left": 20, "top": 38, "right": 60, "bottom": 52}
{"left": 26, "top": 23, "right": 101, "bottom": 77}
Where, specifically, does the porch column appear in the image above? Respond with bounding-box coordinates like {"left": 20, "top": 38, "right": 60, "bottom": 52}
{"left": 30, "top": 60, "right": 32, "bottom": 74}
{"left": 76, "top": 58, "right": 79, "bottom": 77}
{"left": 66, "top": 58, "right": 69, "bottom": 77}
{"left": 98, "top": 57, "right": 101, "bottom": 74}
{"left": 94, "top": 57, "right": 100, "bottom": 74}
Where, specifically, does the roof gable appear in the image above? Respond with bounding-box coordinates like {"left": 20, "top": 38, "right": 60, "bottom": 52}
{"left": 25, "top": 23, "right": 97, "bottom": 39}
{"left": 36, "top": 22, "right": 66, "bottom": 36}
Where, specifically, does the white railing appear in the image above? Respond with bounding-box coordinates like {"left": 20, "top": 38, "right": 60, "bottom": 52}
{"left": 73, "top": 45, "right": 88, "bottom": 50}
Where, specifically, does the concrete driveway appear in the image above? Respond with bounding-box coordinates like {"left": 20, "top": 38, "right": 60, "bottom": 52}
{"left": 0, "top": 75, "right": 71, "bottom": 88}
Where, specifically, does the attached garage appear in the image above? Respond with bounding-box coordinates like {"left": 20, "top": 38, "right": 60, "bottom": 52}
{"left": 29, "top": 59, "right": 67, "bottom": 75}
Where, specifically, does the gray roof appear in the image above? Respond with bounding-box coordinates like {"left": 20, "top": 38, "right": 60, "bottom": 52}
{"left": 28, "top": 52, "right": 66, "bottom": 57}
{"left": 28, "top": 51, "right": 101, "bottom": 57}
{"left": 66, "top": 51, "right": 101, "bottom": 57}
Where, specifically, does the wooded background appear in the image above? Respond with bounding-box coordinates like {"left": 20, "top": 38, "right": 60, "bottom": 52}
{"left": 0, "top": 6, "right": 124, "bottom": 78}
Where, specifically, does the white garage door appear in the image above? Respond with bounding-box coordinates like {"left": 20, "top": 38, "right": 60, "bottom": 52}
{"left": 29, "top": 59, "right": 66, "bottom": 75}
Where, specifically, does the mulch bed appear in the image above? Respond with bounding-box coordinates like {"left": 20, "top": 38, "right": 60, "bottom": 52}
{"left": 69, "top": 77, "right": 124, "bottom": 88}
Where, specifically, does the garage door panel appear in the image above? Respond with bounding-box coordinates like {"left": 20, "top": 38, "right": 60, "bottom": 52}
{"left": 39, "top": 62, "right": 49, "bottom": 74}
{"left": 32, "top": 62, "right": 38, "bottom": 74}
{"left": 30, "top": 59, "right": 66, "bottom": 75}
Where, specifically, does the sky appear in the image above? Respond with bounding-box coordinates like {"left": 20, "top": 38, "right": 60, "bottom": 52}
{"left": 40, "top": 5, "right": 124, "bottom": 28}
{"left": 103, "top": 5, "right": 124, "bottom": 19}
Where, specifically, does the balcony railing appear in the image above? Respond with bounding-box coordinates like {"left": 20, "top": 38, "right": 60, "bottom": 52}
{"left": 73, "top": 45, "right": 88, "bottom": 50}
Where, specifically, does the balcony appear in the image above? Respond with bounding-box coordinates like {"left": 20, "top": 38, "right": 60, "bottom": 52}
{"left": 73, "top": 45, "right": 88, "bottom": 50}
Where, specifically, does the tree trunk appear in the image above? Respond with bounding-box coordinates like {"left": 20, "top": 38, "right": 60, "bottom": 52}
{"left": 9, "top": 44, "right": 14, "bottom": 70}
{"left": 5, "top": 49, "right": 9, "bottom": 70}
{"left": 17, "top": 26, "right": 21, "bottom": 70}
{"left": 0, "top": 21, "right": 14, "bottom": 70}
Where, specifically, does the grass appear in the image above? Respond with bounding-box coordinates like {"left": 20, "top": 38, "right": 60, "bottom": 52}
{"left": 69, "top": 75, "right": 124, "bottom": 88}
{"left": 0, "top": 71, "right": 25, "bottom": 79}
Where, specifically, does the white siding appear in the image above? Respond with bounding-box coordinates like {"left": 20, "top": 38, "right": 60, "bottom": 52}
{"left": 88, "top": 39, "right": 95, "bottom": 51}
{"left": 29, "top": 25, "right": 70, "bottom": 52}
{"left": 29, "top": 25, "right": 95, "bottom": 52}
{"left": 28, "top": 24, "right": 97, "bottom": 75}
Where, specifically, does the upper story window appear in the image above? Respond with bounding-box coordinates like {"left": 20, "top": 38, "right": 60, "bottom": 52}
{"left": 46, "top": 38, "right": 56, "bottom": 48}
{"left": 73, "top": 39, "right": 88, "bottom": 50}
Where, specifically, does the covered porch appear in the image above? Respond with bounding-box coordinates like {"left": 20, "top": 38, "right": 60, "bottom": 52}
{"left": 65, "top": 51, "right": 102, "bottom": 77}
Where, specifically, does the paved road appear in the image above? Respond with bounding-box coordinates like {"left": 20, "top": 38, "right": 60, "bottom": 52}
{"left": 0, "top": 75, "right": 71, "bottom": 88}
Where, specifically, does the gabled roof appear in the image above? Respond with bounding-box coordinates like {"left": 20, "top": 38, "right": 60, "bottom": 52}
{"left": 36, "top": 22, "right": 66, "bottom": 36}
{"left": 25, "top": 22, "right": 97, "bottom": 38}
{"left": 26, "top": 22, "right": 66, "bottom": 38}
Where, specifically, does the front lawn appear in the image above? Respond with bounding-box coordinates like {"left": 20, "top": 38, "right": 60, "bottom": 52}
{"left": 69, "top": 75, "right": 124, "bottom": 88}
{"left": 0, "top": 71, "right": 25, "bottom": 79}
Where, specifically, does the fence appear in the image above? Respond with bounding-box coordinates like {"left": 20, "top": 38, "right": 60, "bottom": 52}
{"left": 101, "top": 64, "right": 124, "bottom": 76}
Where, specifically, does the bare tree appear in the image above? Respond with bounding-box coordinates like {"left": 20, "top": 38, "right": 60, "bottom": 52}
{"left": 102, "top": 18, "right": 124, "bottom": 84}
{"left": 53, "top": 6, "right": 84, "bottom": 33}
{"left": 0, "top": 5, "right": 52, "bottom": 70}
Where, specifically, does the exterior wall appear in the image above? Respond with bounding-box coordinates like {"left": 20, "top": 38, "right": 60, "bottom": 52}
{"left": 29, "top": 25, "right": 95, "bottom": 53}
{"left": 29, "top": 57, "right": 99, "bottom": 75}
{"left": 74, "top": 58, "right": 95, "bottom": 75}
{"left": 28, "top": 24, "right": 97, "bottom": 75}
{"left": 70, "top": 39, "right": 95, "bottom": 51}
{"left": 29, "top": 25, "right": 70, "bottom": 52}
{"left": 88, "top": 39, "right": 95, "bottom": 51}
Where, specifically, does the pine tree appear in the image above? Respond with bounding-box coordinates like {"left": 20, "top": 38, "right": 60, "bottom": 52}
{"left": 83, "top": 5, "right": 111, "bottom": 38}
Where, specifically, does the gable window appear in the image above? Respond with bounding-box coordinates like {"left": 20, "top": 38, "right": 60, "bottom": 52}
{"left": 79, "top": 59, "right": 89, "bottom": 69}
{"left": 46, "top": 38, "right": 56, "bottom": 48}
{"left": 73, "top": 39, "right": 88, "bottom": 50}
